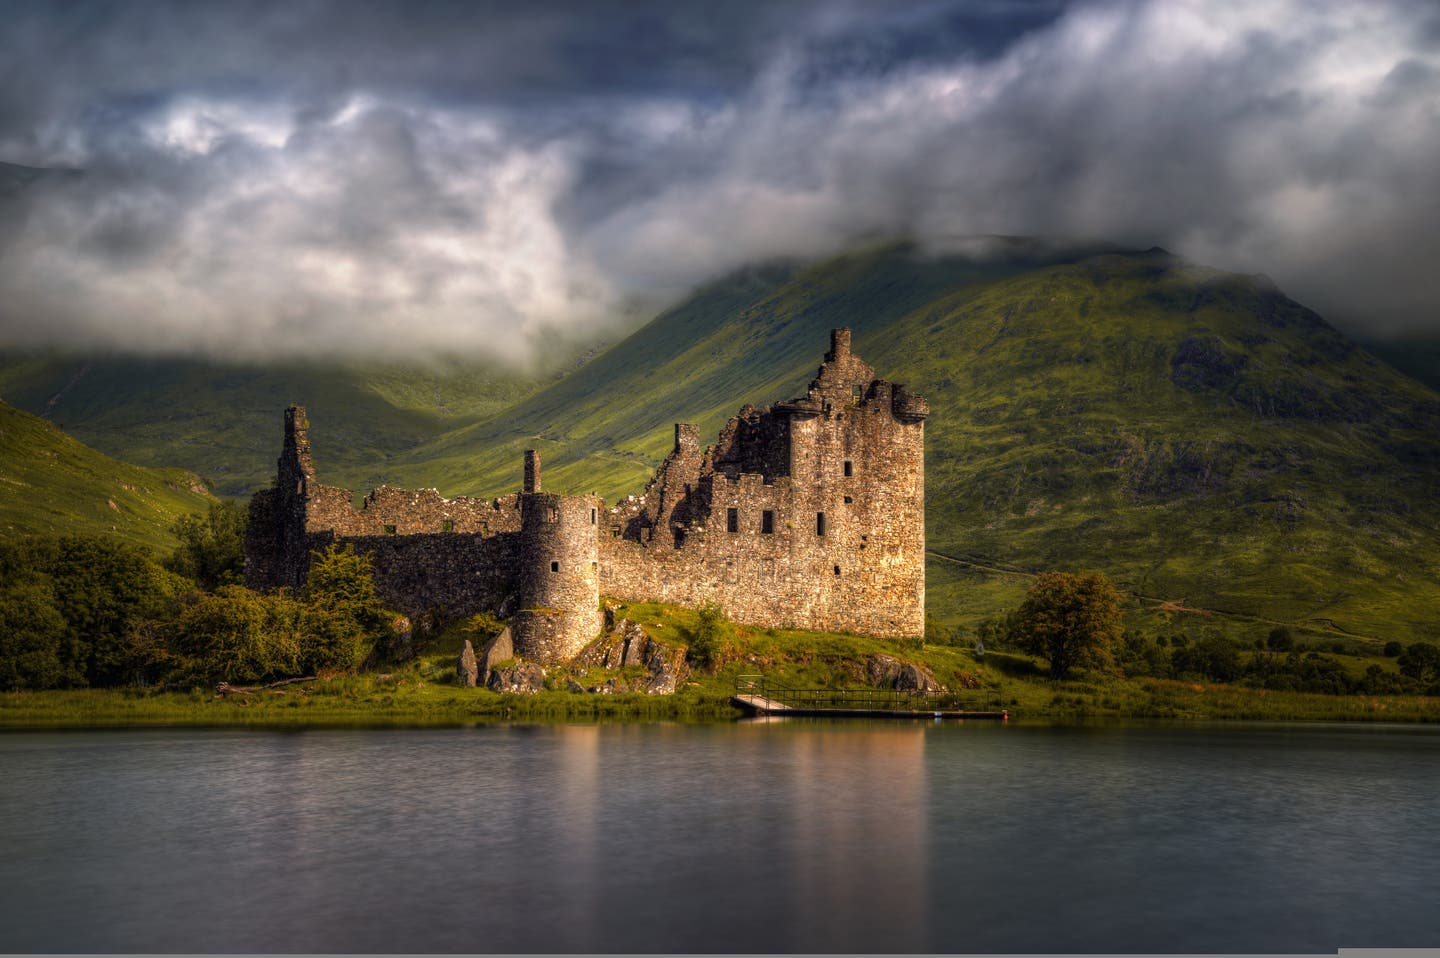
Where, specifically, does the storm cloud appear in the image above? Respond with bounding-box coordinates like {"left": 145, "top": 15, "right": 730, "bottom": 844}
{"left": 0, "top": 0, "right": 1436, "bottom": 362}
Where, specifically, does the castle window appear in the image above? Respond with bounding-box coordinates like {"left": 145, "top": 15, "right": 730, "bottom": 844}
{"left": 548, "top": 507, "right": 558, "bottom": 522}
{"left": 551, "top": 561, "right": 559, "bottom": 573}
{"left": 816, "top": 512, "right": 826, "bottom": 536}
{"left": 844, "top": 495, "right": 853, "bottom": 504}
{"left": 591, "top": 508, "right": 596, "bottom": 525}
{"left": 761, "top": 510, "right": 774, "bottom": 534}
{"left": 383, "top": 524, "right": 396, "bottom": 535}
{"left": 834, "top": 565, "right": 841, "bottom": 576}
{"left": 441, "top": 519, "right": 454, "bottom": 533}
{"left": 851, "top": 385, "right": 863, "bottom": 403}
{"left": 726, "top": 508, "right": 738, "bottom": 533}
{"left": 843, "top": 460, "right": 853, "bottom": 477}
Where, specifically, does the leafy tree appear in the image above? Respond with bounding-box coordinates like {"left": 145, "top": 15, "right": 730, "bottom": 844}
{"left": 1397, "top": 642, "right": 1440, "bottom": 688}
{"left": 1266, "top": 626, "right": 1295, "bottom": 652}
{"left": 1117, "top": 631, "right": 1168, "bottom": 678}
{"left": 0, "top": 581, "right": 78, "bottom": 690}
{"left": 49, "top": 536, "right": 179, "bottom": 686}
{"left": 165, "top": 501, "right": 247, "bottom": 590}
{"left": 1173, "top": 635, "right": 1243, "bottom": 682}
{"left": 171, "top": 586, "right": 302, "bottom": 683}
{"left": 1383, "top": 641, "right": 1404, "bottom": 658}
{"left": 301, "top": 545, "right": 388, "bottom": 672}
{"left": 1011, "top": 571, "right": 1124, "bottom": 680}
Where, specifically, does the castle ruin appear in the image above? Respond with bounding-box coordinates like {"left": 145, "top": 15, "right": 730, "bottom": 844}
{"left": 244, "top": 329, "right": 928, "bottom": 662}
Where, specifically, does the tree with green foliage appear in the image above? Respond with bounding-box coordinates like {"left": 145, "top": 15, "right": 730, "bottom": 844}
{"left": 301, "top": 545, "right": 389, "bottom": 672}
{"left": 0, "top": 580, "right": 78, "bottom": 690}
{"left": 165, "top": 500, "right": 247, "bottom": 590}
{"left": 1266, "top": 626, "right": 1295, "bottom": 652}
{"left": 47, "top": 536, "right": 180, "bottom": 687}
{"left": 1173, "top": 635, "right": 1243, "bottom": 682}
{"left": 170, "top": 585, "right": 303, "bottom": 684}
{"left": 1397, "top": 642, "right": 1440, "bottom": 688}
{"left": 1011, "top": 571, "right": 1124, "bottom": 680}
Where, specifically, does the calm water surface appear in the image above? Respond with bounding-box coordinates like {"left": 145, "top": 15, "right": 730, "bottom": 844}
{"left": 1, "top": 720, "right": 1437, "bottom": 953}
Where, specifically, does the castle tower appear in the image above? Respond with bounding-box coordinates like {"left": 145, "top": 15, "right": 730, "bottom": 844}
{"left": 511, "top": 451, "right": 603, "bottom": 662}
{"left": 244, "top": 405, "right": 319, "bottom": 590}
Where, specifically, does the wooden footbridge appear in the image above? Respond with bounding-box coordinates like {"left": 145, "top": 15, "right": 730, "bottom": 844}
{"left": 733, "top": 675, "right": 1008, "bottom": 720}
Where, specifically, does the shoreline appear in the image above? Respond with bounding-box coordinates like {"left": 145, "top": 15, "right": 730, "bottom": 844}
{"left": 5, "top": 682, "right": 1438, "bottom": 728}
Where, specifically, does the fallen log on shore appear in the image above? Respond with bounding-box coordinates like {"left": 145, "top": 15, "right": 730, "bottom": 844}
{"left": 215, "top": 676, "right": 317, "bottom": 697}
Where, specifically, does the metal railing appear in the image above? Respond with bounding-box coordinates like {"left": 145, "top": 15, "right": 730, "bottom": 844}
{"left": 736, "top": 674, "right": 1006, "bottom": 713}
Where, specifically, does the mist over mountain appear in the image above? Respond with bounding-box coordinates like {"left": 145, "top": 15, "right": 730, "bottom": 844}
{"left": 8, "top": 241, "right": 1434, "bottom": 643}
{"left": 1, "top": 2, "right": 1439, "bottom": 364}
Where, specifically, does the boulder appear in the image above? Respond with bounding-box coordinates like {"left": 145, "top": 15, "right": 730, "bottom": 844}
{"left": 486, "top": 661, "right": 546, "bottom": 694}
{"left": 479, "top": 627, "right": 514, "bottom": 684}
{"left": 457, "top": 639, "right": 479, "bottom": 687}
{"left": 867, "top": 653, "right": 945, "bottom": 694}
{"left": 642, "top": 641, "right": 689, "bottom": 694}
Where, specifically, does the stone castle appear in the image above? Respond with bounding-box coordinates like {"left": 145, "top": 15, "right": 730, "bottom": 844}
{"left": 244, "top": 329, "right": 928, "bottom": 662}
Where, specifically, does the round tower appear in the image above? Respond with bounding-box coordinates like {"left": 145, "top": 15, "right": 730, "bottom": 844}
{"left": 511, "top": 483, "right": 603, "bottom": 663}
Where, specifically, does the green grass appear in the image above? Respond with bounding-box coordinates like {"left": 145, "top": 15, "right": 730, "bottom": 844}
{"left": 7, "top": 600, "right": 1435, "bottom": 727}
{"left": 0, "top": 399, "right": 217, "bottom": 551}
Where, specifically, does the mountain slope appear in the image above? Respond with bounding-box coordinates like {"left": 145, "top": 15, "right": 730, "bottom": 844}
{"left": 874, "top": 252, "right": 1440, "bottom": 642}
{"left": 0, "top": 354, "right": 562, "bottom": 497}
{"left": 385, "top": 240, "right": 1113, "bottom": 497}
{"left": 376, "top": 243, "right": 1440, "bottom": 643}
{"left": 0, "top": 399, "right": 216, "bottom": 551}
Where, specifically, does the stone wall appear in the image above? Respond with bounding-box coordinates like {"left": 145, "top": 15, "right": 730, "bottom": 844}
{"left": 598, "top": 328, "right": 926, "bottom": 637}
{"left": 244, "top": 328, "right": 928, "bottom": 660}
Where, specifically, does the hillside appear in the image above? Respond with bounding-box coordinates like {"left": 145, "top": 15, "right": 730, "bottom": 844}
{"left": 5, "top": 239, "right": 1437, "bottom": 644}
{"left": 384, "top": 240, "right": 1114, "bottom": 496}
{"left": 0, "top": 353, "right": 563, "bottom": 497}
{"left": 0, "top": 399, "right": 216, "bottom": 551}
{"left": 380, "top": 243, "right": 1440, "bottom": 644}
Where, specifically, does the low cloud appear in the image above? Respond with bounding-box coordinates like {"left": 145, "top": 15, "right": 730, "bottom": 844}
{"left": 1, "top": 0, "right": 1437, "bottom": 363}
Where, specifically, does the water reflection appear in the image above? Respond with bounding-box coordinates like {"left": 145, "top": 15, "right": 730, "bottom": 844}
{"left": 1, "top": 721, "right": 1437, "bottom": 953}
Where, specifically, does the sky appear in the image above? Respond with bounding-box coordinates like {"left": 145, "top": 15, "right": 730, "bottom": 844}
{"left": 0, "top": 0, "right": 1437, "bottom": 364}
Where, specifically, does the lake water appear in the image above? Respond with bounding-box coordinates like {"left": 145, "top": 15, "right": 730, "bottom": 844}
{"left": 1, "top": 719, "right": 1437, "bottom": 954}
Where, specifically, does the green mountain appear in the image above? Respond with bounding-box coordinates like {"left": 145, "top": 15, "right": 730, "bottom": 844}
{"left": 0, "top": 399, "right": 216, "bottom": 551}
{"left": 375, "top": 242, "right": 1440, "bottom": 644}
{"left": 0, "top": 353, "right": 562, "bottom": 497}
{"left": 5, "top": 239, "right": 1437, "bottom": 644}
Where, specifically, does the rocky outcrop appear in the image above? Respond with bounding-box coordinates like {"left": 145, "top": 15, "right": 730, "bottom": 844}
{"left": 486, "top": 661, "right": 546, "bottom": 694}
{"left": 457, "top": 639, "right": 479, "bottom": 687}
{"left": 575, "top": 617, "right": 690, "bottom": 694}
{"left": 866, "top": 653, "right": 944, "bottom": 693}
{"left": 479, "top": 627, "right": 513, "bottom": 684}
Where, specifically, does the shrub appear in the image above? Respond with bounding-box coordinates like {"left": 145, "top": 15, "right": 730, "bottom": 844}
{"left": 165, "top": 501, "right": 247, "bottom": 591}
{"left": 171, "top": 586, "right": 302, "bottom": 683}
{"left": 685, "top": 602, "right": 734, "bottom": 671}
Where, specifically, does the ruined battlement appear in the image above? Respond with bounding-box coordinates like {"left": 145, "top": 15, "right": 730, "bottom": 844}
{"left": 244, "top": 329, "right": 926, "bottom": 661}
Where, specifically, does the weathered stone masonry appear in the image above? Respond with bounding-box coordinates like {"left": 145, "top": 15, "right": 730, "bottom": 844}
{"left": 244, "top": 329, "right": 927, "bottom": 662}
